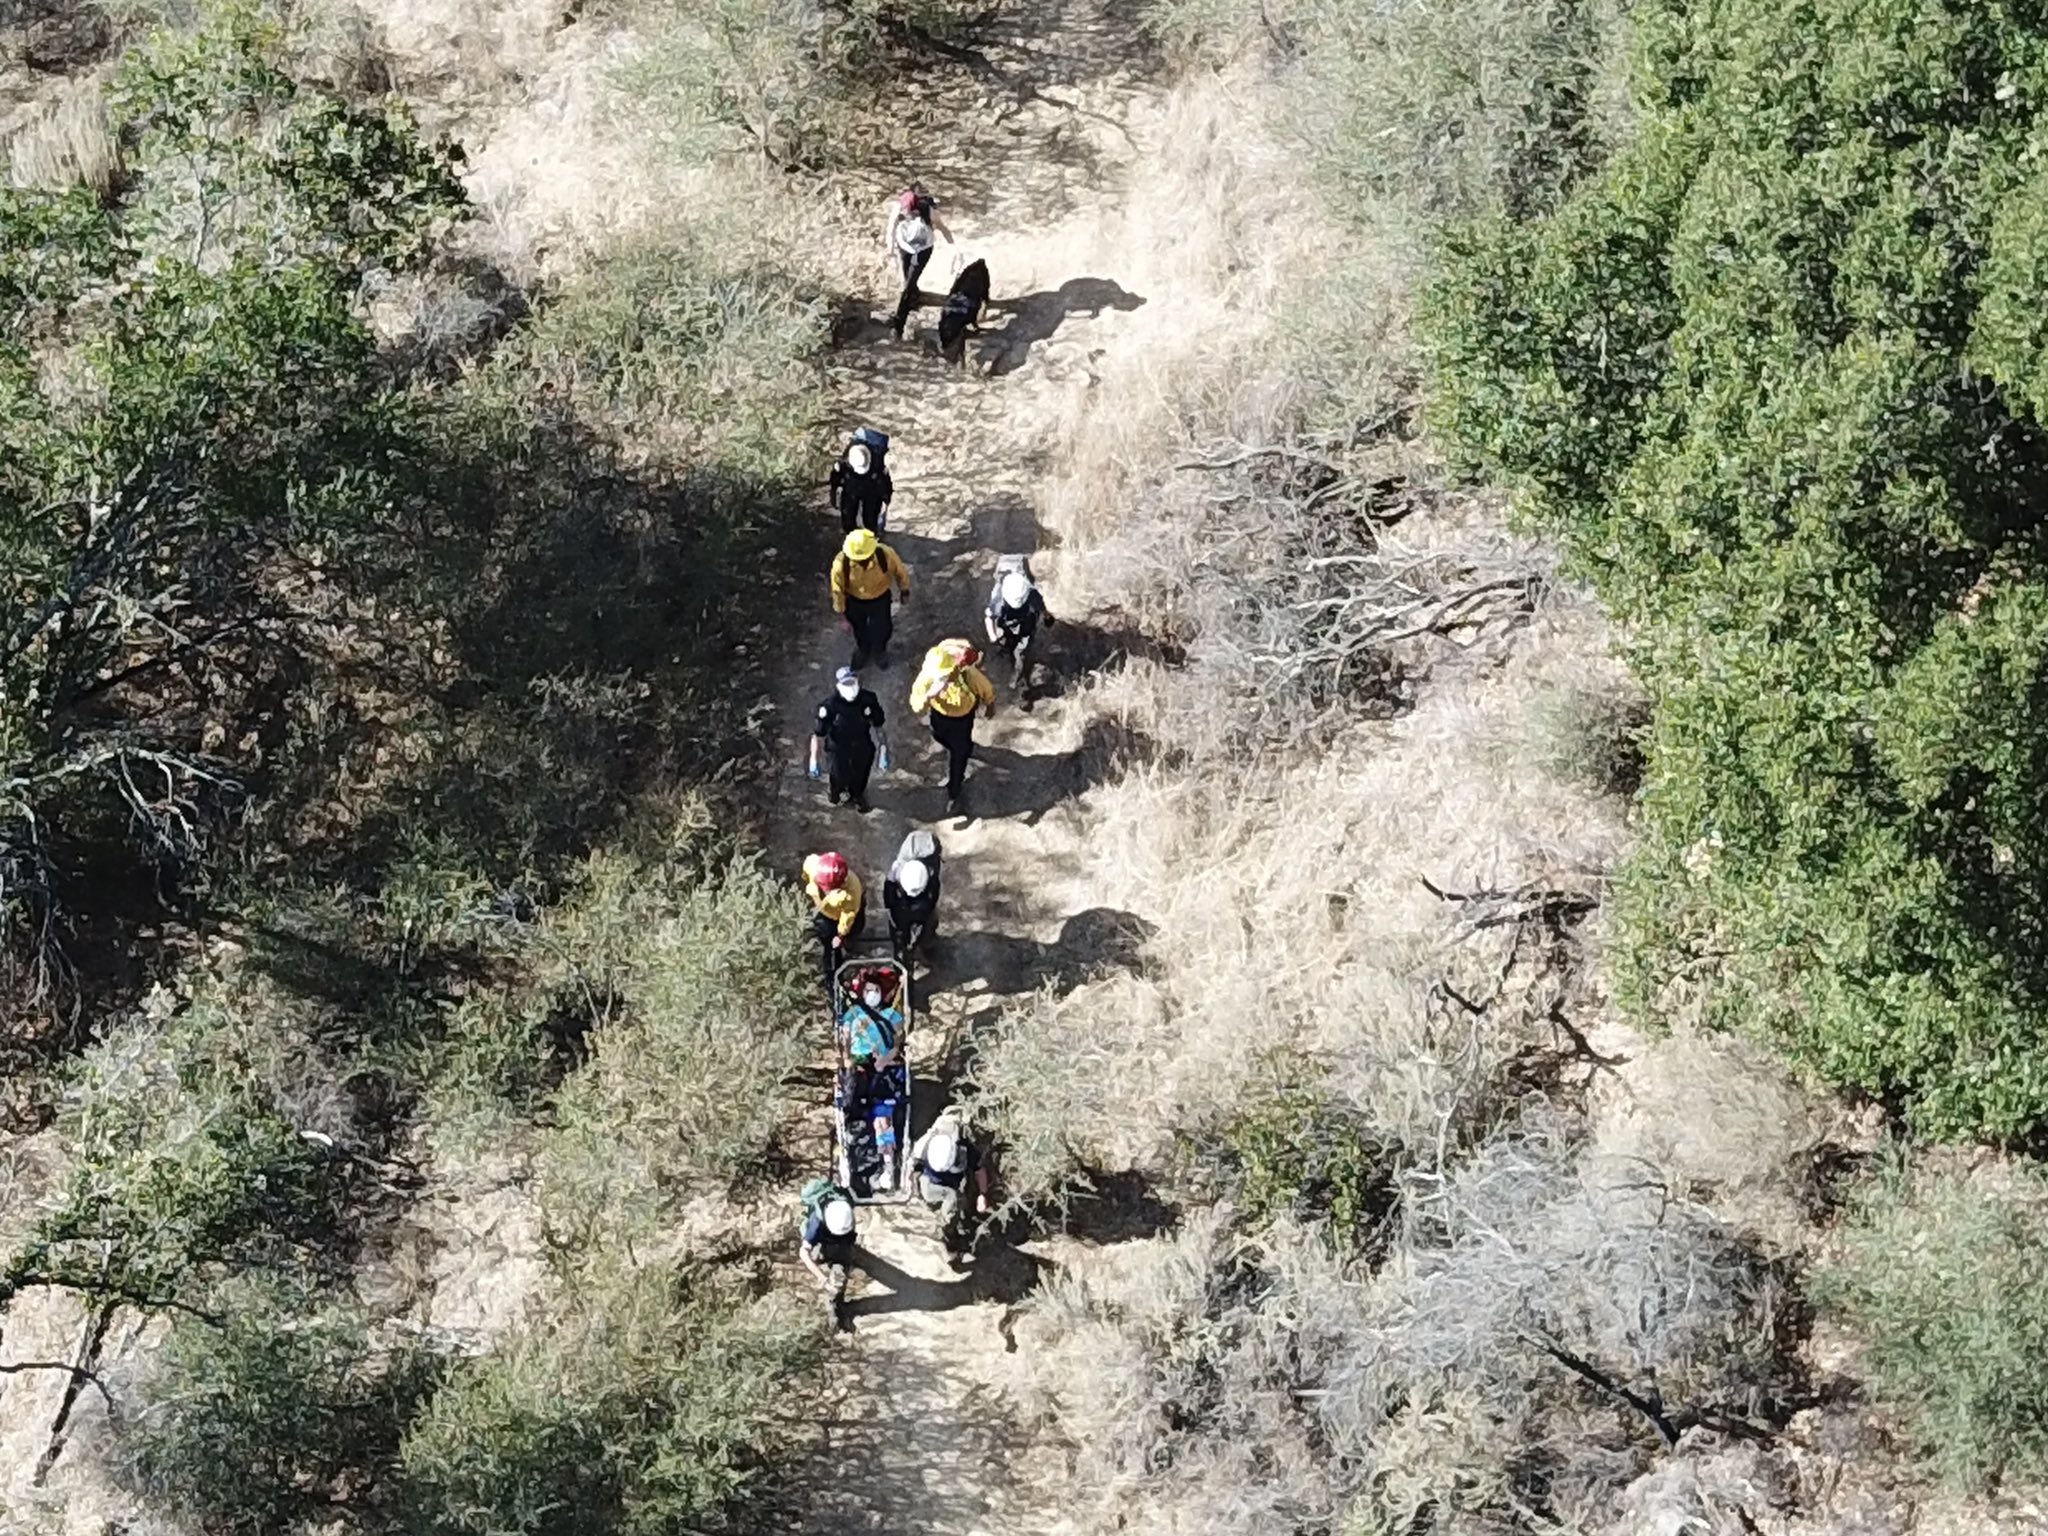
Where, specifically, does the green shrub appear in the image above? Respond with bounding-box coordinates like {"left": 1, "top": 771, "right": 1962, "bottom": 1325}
{"left": 398, "top": 1258, "right": 815, "bottom": 1536}
{"left": 122, "top": 1275, "right": 438, "bottom": 1534}
{"left": 1817, "top": 1159, "right": 2048, "bottom": 1490}
{"left": 3, "top": 998, "right": 349, "bottom": 1313}
{"left": 532, "top": 846, "right": 812, "bottom": 1249}
{"left": 1426, "top": 0, "right": 2048, "bottom": 1139}
{"left": 1218, "top": 1050, "right": 1393, "bottom": 1254}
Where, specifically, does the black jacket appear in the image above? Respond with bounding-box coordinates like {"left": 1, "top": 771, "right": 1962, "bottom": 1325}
{"left": 830, "top": 462, "right": 893, "bottom": 526}
{"left": 814, "top": 689, "right": 885, "bottom": 758}
{"left": 884, "top": 874, "right": 940, "bottom": 930}
{"left": 988, "top": 587, "right": 1050, "bottom": 640}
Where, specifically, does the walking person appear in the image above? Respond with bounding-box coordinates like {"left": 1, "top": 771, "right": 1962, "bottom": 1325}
{"left": 829, "top": 432, "right": 893, "bottom": 534}
{"left": 885, "top": 184, "right": 954, "bottom": 339}
{"left": 809, "top": 666, "right": 888, "bottom": 812}
{"left": 985, "top": 561, "right": 1054, "bottom": 705}
{"left": 909, "top": 1110, "right": 989, "bottom": 1258}
{"left": 802, "top": 851, "right": 866, "bottom": 997}
{"left": 831, "top": 528, "right": 912, "bottom": 671}
{"left": 909, "top": 640, "right": 997, "bottom": 817}
{"left": 798, "top": 1178, "right": 859, "bottom": 1327}
{"left": 883, "top": 832, "right": 942, "bottom": 963}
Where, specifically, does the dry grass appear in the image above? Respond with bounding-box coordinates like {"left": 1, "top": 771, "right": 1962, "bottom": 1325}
{"left": 8, "top": 72, "right": 118, "bottom": 195}
{"left": 946, "top": 53, "right": 1849, "bottom": 1536}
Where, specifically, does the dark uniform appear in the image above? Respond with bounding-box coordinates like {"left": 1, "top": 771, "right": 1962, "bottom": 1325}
{"left": 829, "top": 456, "right": 893, "bottom": 534}
{"left": 883, "top": 867, "right": 941, "bottom": 958}
{"left": 814, "top": 686, "right": 886, "bottom": 807}
{"left": 987, "top": 586, "right": 1051, "bottom": 684}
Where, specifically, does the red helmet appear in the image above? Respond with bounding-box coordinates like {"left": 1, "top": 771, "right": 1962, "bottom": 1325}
{"left": 961, "top": 646, "right": 983, "bottom": 667}
{"left": 811, "top": 852, "right": 848, "bottom": 891}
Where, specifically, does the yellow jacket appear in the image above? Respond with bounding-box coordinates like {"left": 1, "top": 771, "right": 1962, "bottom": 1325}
{"left": 831, "top": 546, "right": 911, "bottom": 611}
{"left": 802, "top": 861, "right": 865, "bottom": 936}
{"left": 910, "top": 651, "right": 997, "bottom": 718}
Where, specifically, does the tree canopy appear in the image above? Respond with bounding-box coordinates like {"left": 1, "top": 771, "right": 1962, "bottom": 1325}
{"left": 1427, "top": 0, "right": 2048, "bottom": 1139}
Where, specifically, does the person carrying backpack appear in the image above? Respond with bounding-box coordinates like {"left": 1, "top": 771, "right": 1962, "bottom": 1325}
{"left": 802, "top": 851, "right": 866, "bottom": 995}
{"left": 829, "top": 434, "right": 893, "bottom": 534}
{"left": 984, "top": 562, "right": 1054, "bottom": 702}
{"left": 909, "top": 1111, "right": 989, "bottom": 1256}
{"left": 909, "top": 639, "right": 996, "bottom": 816}
{"left": 799, "top": 1178, "right": 859, "bottom": 1325}
{"left": 883, "top": 830, "right": 942, "bottom": 962}
{"left": 885, "top": 184, "right": 954, "bottom": 339}
{"left": 808, "top": 665, "right": 888, "bottom": 812}
{"left": 831, "top": 528, "right": 912, "bottom": 671}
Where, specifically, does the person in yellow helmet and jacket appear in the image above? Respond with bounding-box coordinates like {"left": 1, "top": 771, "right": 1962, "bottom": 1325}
{"left": 831, "top": 528, "right": 912, "bottom": 671}
{"left": 803, "top": 851, "right": 867, "bottom": 996}
{"left": 909, "top": 639, "right": 997, "bottom": 815}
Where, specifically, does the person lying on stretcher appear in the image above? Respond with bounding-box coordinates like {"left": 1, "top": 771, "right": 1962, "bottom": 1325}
{"left": 837, "top": 1049, "right": 906, "bottom": 1192}
{"left": 838, "top": 975, "right": 905, "bottom": 1067}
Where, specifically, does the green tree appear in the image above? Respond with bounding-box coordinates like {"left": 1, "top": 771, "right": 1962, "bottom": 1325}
{"left": 1426, "top": 0, "right": 2048, "bottom": 1139}
{"left": 0, "top": 4, "right": 464, "bottom": 1008}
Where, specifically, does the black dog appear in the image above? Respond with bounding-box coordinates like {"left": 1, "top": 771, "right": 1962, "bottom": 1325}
{"left": 937, "top": 259, "right": 990, "bottom": 365}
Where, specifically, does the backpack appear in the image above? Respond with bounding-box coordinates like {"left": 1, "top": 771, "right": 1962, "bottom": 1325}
{"left": 801, "top": 1177, "right": 844, "bottom": 1218}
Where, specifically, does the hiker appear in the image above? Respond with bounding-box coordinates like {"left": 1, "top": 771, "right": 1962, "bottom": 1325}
{"left": 838, "top": 1048, "right": 905, "bottom": 1193}
{"left": 802, "top": 851, "right": 866, "bottom": 994}
{"left": 885, "top": 184, "right": 954, "bottom": 338}
{"left": 799, "top": 1178, "right": 859, "bottom": 1323}
{"left": 829, "top": 432, "right": 893, "bottom": 534}
{"left": 984, "top": 561, "right": 1054, "bottom": 701}
{"left": 884, "top": 846, "right": 941, "bottom": 962}
{"left": 910, "top": 1111, "right": 989, "bottom": 1253}
{"left": 831, "top": 528, "right": 912, "bottom": 671}
{"left": 909, "top": 639, "right": 997, "bottom": 815}
{"left": 809, "top": 665, "right": 888, "bottom": 812}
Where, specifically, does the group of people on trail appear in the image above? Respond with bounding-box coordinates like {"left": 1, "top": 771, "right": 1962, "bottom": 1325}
{"left": 793, "top": 182, "right": 1031, "bottom": 1331}
{"left": 799, "top": 1104, "right": 991, "bottom": 1323}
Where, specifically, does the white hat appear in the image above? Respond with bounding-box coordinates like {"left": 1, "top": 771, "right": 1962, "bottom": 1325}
{"left": 847, "top": 442, "right": 872, "bottom": 474}
{"left": 1000, "top": 571, "right": 1033, "bottom": 609}
{"left": 897, "top": 859, "right": 929, "bottom": 897}
{"left": 824, "top": 1198, "right": 855, "bottom": 1236}
{"left": 925, "top": 1130, "right": 958, "bottom": 1173}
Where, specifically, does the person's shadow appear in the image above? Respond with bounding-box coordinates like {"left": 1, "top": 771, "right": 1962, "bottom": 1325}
{"left": 977, "top": 277, "right": 1145, "bottom": 375}
{"left": 845, "top": 1239, "right": 1051, "bottom": 1320}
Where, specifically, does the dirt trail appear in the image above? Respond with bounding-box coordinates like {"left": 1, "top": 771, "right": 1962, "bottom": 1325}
{"left": 758, "top": 11, "right": 1169, "bottom": 1531}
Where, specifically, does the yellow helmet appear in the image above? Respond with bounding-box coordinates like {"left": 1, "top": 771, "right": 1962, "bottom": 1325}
{"left": 843, "top": 529, "right": 879, "bottom": 562}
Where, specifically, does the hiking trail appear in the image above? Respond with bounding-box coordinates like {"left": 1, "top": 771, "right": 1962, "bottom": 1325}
{"left": 756, "top": 6, "right": 1174, "bottom": 1529}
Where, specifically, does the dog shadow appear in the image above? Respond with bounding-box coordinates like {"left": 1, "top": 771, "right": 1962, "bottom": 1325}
{"left": 977, "top": 277, "right": 1145, "bottom": 375}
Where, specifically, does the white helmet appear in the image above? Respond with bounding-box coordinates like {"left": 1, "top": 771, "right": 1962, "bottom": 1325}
{"left": 823, "top": 1198, "right": 855, "bottom": 1236}
{"left": 897, "top": 859, "right": 929, "bottom": 897}
{"left": 1000, "top": 571, "right": 1033, "bottom": 609}
{"left": 847, "top": 442, "right": 872, "bottom": 475}
{"left": 925, "top": 1130, "right": 958, "bottom": 1173}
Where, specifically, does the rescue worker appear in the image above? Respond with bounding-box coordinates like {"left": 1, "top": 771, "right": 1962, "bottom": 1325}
{"left": 831, "top": 528, "right": 912, "bottom": 671}
{"left": 984, "top": 566, "right": 1054, "bottom": 703}
{"left": 802, "top": 851, "right": 866, "bottom": 995}
{"left": 909, "top": 639, "right": 996, "bottom": 816}
{"left": 808, "top": 665, "right": 888, "bottom": 812}
{"left": 829, "top": 437, "right": 893, "bottom": 534}
{"left": 909, "top": 1110, "right": 989, "bottom": 1255}
{"left": 799, "top": 1178, "right": 859, "bottom": 1325}
{"left": 884, "top": 850, "right": 941, "bottom": 962}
